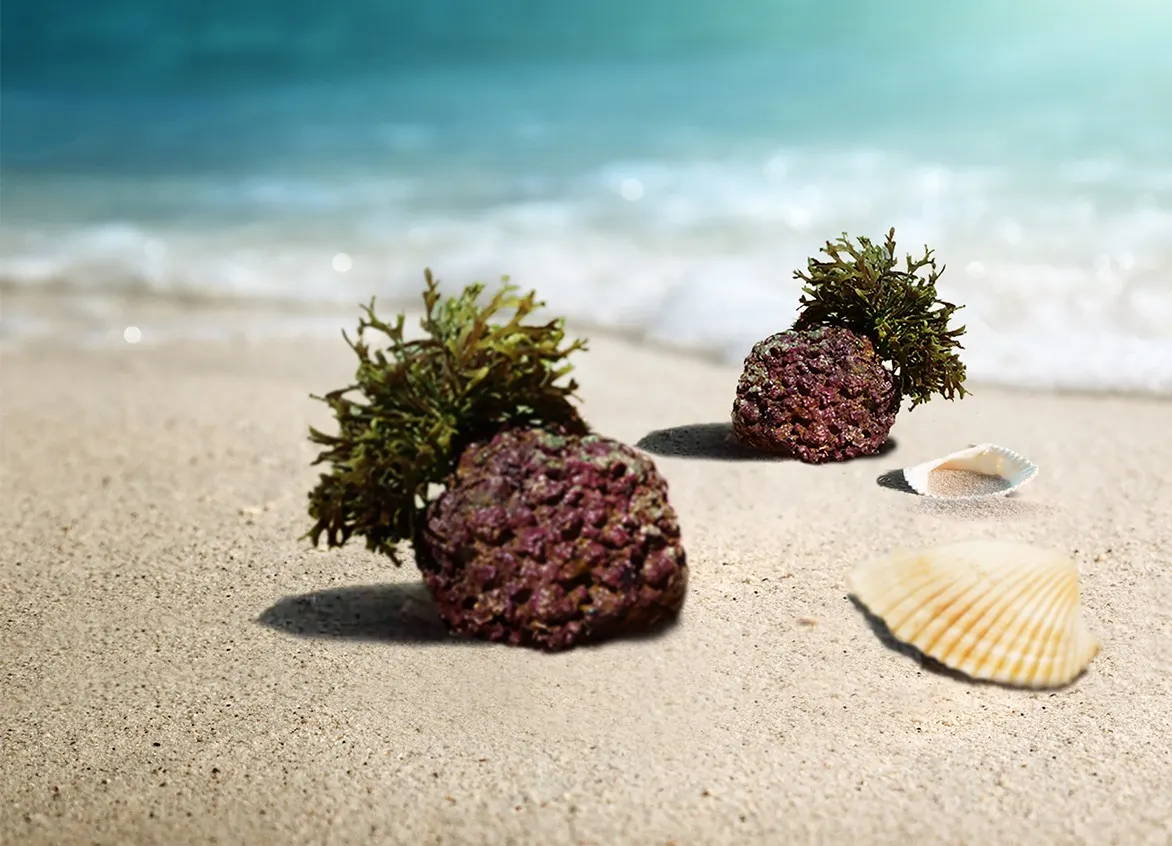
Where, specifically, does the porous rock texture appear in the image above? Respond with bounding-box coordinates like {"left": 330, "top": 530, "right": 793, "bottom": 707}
{"left": 731, "top": 326, "right": 897, "bottom": 463}
{"left": 416, "top": 428, "right": 687, "bottom": 650}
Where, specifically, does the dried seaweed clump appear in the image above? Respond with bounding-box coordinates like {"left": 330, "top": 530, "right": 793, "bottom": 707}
{"left": 418, "top": 428, "right": 687, "bottom": 650}
{"left": 792, "top": 228, "right": 968, "bottom": 408}
{"left": 307, "top": 270, "right": 586, "bottom": 561}
{"left": 732, "top": 229, "right": 968, "bottom": 462}
{"left": 306, "top": 271, "right": 687, "bottom": 649}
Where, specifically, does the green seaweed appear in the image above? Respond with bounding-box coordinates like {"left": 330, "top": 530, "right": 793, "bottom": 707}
{"left": 793, "top": 228, "right": 969, "bottom": 408}
{"left": 307, "top": 270, "right": 587, "bottom": 561}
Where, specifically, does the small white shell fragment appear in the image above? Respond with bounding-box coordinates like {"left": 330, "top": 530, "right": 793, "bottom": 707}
{"left": 849, "top": 540, "right": 1099, "bottom": 688}
{"left": 902, "top": 443, "right": 1037, "bottom": 500}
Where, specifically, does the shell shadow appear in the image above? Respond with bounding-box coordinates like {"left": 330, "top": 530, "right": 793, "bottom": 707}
{"left": 848, "top": 596, "right": 1086, "bottom": 690}
{"left": 850, "top": 595, "right": 975, "bottom": 683}
{"left": 637, "top": 422, "right": 895, "bottom": 462}
{"left": 257, "top": 582, "right": 460, "bottom": 644}
{"left": 876, "top": 468, "right": 916, "bottom": 493}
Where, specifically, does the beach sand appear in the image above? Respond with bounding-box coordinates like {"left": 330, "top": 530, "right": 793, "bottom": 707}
{"left": 2, "top": 323, "right": 1170, "bottom": 844}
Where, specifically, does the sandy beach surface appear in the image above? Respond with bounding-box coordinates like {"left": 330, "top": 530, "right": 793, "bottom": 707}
{"left": 3, "top": 319, "right": 1171, "bottom": 845}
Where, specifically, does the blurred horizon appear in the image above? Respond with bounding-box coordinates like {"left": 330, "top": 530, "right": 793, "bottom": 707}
{"left": 3, "top": 1, "right": 1171, "bottom": 391}
{"left": 5, "top": 1, "right": 1170, "bottom": 82}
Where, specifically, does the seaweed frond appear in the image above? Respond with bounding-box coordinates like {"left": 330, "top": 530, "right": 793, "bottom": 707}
{"left": 306, "top": 269, "right": 587, "bottom": 561}
{"left": 793, "top": 228, "right": 969, "bottom": 408}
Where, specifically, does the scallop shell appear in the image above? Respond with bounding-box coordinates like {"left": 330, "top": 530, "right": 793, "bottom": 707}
{"left": 849, "top": 540, "right": 1098, "bottom": 688}
{"left": 902, "top": 443, "right": 1037, "bottom": 500}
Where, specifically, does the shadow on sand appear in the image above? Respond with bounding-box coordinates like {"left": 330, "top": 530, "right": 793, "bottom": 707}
{"left": 850, "top": 596, "right": 976, "bottom": 684}
{"left": 258, "top": 582, "right": 458, "bottom": 644}
{"left": 637, "top": 421, "right": 895, "bottom": 462}
{"left": 849, "top": 596, "right": 1085, "bottom": 690}
{"left": 636, "top": 422, "right": 766, "bottom": 460}
{"left": 258, "top": 582, "right": 682, "bottom": 649}
{"left": 876, "top": 468, "right": 917, "bottom": 493}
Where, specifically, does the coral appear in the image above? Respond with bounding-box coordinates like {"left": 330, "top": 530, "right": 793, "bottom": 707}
{"left": 417, "top": 428, "right": 687, "bottom": 650}
{"left": 732, "top": 326, "right": 897, "bottom": 463}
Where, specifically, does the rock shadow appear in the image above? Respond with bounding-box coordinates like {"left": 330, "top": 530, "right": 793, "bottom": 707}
{"left": 258, "top": 582, "right": 682, "bottom": 649}
{"left": 636, "top": 422, "right": 766, "bottom": 460}
{"left": 258, "top": 582, "right": 457, "bottom": 644}
{"left": 637, "top": 422, "right": 895, "bottom": 462}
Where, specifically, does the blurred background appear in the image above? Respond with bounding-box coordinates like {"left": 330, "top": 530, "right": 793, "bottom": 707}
{"left": 2, "top": 0, "right": 1170, "bottom": 390}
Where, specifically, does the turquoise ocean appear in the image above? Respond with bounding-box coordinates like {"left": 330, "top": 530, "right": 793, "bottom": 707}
{"left": 3, "top": 1, "right": 1171, "bottom": 390}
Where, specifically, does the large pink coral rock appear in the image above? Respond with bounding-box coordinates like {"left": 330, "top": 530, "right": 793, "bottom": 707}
{"left": 417, "top": 428, "right": 687, "bottom": 650}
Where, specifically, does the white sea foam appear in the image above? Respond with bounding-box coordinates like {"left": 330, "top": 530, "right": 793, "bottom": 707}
{"left": 3, "top": 148, "right": 1171, "bottom": 393}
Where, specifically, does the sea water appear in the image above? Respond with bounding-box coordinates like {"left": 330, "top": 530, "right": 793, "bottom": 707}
{"left": 3, "top": 1, "right": 1171, "bottom": 391}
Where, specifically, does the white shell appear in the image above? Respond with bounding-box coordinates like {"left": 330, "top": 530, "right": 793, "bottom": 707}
{"left": 902, "top": 443, "right": 1037, "bottom": 500}
{"left": 850, "top": 540, "right": 1099, "bottom": 688}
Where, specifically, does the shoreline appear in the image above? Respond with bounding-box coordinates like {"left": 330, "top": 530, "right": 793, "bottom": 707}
{"left": 3, "top": 287, "right": 1171, "bottom": 402}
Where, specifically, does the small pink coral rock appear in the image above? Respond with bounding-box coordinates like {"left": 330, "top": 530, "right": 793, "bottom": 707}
{"left": 731, "top": 326, "right": 897, "bottom": 463}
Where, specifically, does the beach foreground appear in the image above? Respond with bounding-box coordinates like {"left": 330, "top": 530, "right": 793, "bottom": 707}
{"left": 2, "top": 326, "right": 1170, "bottom": 844}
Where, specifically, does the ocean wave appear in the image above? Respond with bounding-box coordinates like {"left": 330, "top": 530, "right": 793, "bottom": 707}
{"left": 3, "top": 149, "right": 1171, "bottom": 393}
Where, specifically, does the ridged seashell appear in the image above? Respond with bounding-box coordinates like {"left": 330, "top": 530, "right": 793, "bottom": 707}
{"left": 902, "top": 443, "right": 1037, "bottom": 500}
{"left": 849, "top": 540, "right": 1098, "bottom": 688}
